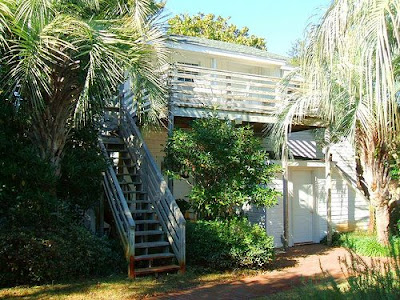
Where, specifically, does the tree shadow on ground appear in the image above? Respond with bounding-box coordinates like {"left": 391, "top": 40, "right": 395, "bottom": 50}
{"left": 268, "top": 244, "right": 334, "bottom": 270}
{"left": 0, "top": 244, "right": 338, "bottom": 300}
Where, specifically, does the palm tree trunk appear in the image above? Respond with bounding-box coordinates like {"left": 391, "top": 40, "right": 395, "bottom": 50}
{"left": 358, "top": 128, "right": 392, "bottom": 246}
{"left": 29, "top": 62, "right": 81, "bottom": 178}
{"left": 376, "top": 202, "right": 390, "bottom": 245}
{"left": 368, "top": 205, "right": 375, "bottom": 234}
{"left": 31, "top": 105, "right": 70, "bottom": 178}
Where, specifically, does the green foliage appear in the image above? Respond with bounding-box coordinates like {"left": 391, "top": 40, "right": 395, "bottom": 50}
{"left": 164, "top": 117, "right": 280, "bottom": 219}
{"left": 322, "top": 231, "right": 400, "bottom": 257}
{"left": 0, "top": 101, "right": 57, "bottom": 228}
{"left": 186, "top": 218, "right": 274, "bottom": 270}
{"left": 168, "top": 13, "right": 267, "bottom": 50}
{"left": 58, "top": 125, "right": 107, "bottom": 213}
{"left": 0, "top": 226, "right": 124, "bottom": 287}
{"left": 0, "top": 101, "right": 123, "bottom": 287}
{"left": 0, "top": 0, "right": 168, "bottom": 174}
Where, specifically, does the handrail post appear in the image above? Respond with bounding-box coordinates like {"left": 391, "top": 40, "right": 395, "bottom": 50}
{"left": 128, "top": 225, "right": 135, "bottom": 278}
{"left": 179, "top": 222, "right": 186, "bottom": 273}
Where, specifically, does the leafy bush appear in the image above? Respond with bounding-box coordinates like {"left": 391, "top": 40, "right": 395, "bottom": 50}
{"left": 58, "top": 125, "right": 107, "bottom": 213}
{"left": 186, "top": 218, "right": 274, "bottom": 270}
{"left": 165, "top": 116, "right": 280, "bottom": 219}
{"left": 0, "top": 101, "right": 124, "bottom": 287}
{"left": 0, "top": 226, "right": 125, "bottom": 287}
{"left": 0, "top": 101, "right": 58, "bottom": 229}
{"left": 322, "top": 231, "right": 400, "bottom": 257}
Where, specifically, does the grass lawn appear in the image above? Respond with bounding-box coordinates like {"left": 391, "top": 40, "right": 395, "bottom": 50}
{"left": 0, "top": 268, "right": 256, "bottom": 299}
{"left": 329, "top": 231, "right": 400, "bottom": 257}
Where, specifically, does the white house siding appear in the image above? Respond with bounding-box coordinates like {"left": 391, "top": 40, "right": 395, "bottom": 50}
{"left": 246, "top": 161, "right": 369, "bottom": 247}
{"left": 243, "top": 177, "right": 284, "bottom": 248}
{"left": 266, "top": 178, "right": 285, "bottom": 247}
{"left": 330, "top": 140, "right": 357, "bottom": 178}
{"left": 141, "top": 129, "right": 168, "bottom": 170}
{"left": 298, "top": 164, "right": 369, "bottom": 240}
{"left": 314, "top": 172, "right": 328, "bottom": 240}
{"left": 353, "top": 189, "right": 370, "bottom": 229}
{"left": 330, "top": 140, "right": 369, "bottom": 230}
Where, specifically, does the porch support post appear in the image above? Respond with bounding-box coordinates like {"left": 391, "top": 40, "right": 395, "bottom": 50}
{"left": 167, "top": 100, "right": 174, "bottom": 193}
{"left": 325, "top": 128, "right": 333, "bottom": 245}
{"left": 282, "top": 145, "right": 289, "bottom": 249}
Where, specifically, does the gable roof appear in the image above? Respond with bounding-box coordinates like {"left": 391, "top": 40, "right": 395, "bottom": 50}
{"left": 168, "top": 34, "right": 290, "bottom": 63}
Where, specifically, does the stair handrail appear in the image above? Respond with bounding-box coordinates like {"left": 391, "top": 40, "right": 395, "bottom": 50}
{"left": 99, "top": 140, "right": 135, "bottom": 259}
{"left": 118, "top": 105, "right": 186, "bottom": 271}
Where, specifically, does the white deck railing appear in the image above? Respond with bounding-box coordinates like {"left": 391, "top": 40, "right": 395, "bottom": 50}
{"left": 168, "top": 63, "right": 299, "bottom": 118}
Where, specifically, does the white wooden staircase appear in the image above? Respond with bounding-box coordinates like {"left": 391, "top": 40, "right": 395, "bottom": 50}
{"left": 100, "top": 104, "right": 185, "bottom": 278}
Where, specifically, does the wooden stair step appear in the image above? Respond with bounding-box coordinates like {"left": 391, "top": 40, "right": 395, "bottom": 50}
{"left": 135, "top": 220, "right": 159, "bottom": 225}
{"left": 116, "top": 172, "right": 137, "bottom": 177}
{"left": 123, "top": 190, "right": 146, "bottom": 194}
{"left": 133, "top": 209, "right": 154, "bottom": 214}
{"left": 123, "top": 163, "right": 136, "bottom": 168}
{"left": 135, "top": 241, "right": 169, "bottom": 248}
{"left": 101, "top": 137, "right": 124, "bottom": 145}
{"left": 135, "top": 230, "right": 164, "bottom": 236}
{"left": 134, "top": 253, "right": 175, "bottom": 261}
{"left": 107, "top": 149, "right": 128, "bottom": 153}
{"left": 135, "top": 265, "right": 180, "bottom": 276}
{"left": 120, "top": 181, "right": 142, "bottom": 185}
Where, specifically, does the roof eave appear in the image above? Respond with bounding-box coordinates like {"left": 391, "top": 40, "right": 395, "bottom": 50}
{"left": 167, "top": 40, "right": 289, "bottom": 67}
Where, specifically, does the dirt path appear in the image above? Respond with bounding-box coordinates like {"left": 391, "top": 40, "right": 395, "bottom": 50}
{"left": 147, "top": 244, "right": 354, "bottom": 300}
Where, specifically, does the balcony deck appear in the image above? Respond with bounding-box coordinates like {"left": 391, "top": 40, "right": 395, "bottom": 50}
{"left": 168, "top": 63, "right": 299, "bottom": 124}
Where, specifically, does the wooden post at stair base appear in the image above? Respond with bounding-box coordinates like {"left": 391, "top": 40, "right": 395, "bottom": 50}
{"left": 282, "top": 145, "right": 289, "bottom": 249}
{"left": 129, "top": 256, "right": 135, "bottom": 279}
{"left": 326, "top": 149, "right": 333, "bottom": 246}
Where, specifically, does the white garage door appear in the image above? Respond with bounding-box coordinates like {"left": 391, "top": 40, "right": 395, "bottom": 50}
{"left": 291, "top": 170, "right": 314, "bottom": 244}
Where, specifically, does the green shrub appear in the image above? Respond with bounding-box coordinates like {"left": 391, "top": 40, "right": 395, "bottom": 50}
{"left": 164, "top": 116, "right": 280, "bottom": 219}
{"left": 0, "top": 226, "right": 125, "bottom": 287}
{"left": 186, "top": 218, "right": 274, "bottom": 270}
{"left": 322, "top": 231, "right": 400, "bottom": 257}
{"left": 0, "top": 101, "right": 124, "bottom": 287}
{"left": 58, "top": 125, "right": 107, "bottom": 214}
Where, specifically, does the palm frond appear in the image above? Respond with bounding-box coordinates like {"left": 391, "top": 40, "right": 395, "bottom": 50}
{"left": 274, "top": 0, "right": 400, "bottom": 156}
{"left": 2, "top": 15, "right": 74, "bottom": 110}
{"left": 0, "top": 0, "right": 14, "bottom": 48}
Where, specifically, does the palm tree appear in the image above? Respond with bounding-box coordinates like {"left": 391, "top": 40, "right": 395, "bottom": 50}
{"left": 274, "top": 0, "right": 400, "bottom": 245}
{"left": 0, "top": 0, "right": 168, "bottom": 176}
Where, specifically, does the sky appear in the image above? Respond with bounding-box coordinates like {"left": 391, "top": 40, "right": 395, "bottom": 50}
{"left": 164, "top": 0, "right": 331, "bottom": 56}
